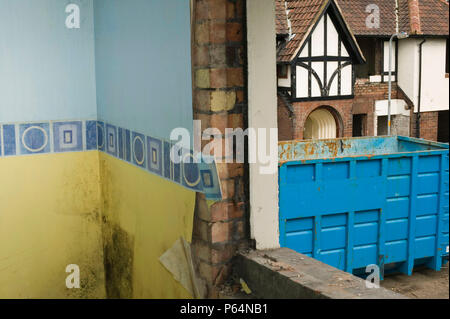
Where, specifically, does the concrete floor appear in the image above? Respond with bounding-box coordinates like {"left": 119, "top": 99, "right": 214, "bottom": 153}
{"left": 381, "top": 264, "right": 449, "bottom": 299}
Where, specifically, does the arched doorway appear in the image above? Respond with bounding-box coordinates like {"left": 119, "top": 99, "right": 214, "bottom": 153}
{"left": 303, "top": 107, "right": 342, "bottom": 140}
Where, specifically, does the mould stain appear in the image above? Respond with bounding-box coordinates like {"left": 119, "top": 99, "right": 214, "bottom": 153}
{"left": 102, "top": 220, "right": 134, "bottom": 299}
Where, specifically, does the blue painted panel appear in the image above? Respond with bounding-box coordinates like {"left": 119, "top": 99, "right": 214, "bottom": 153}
{"left": 385, "top": 240, "right": 408, "bottom": 263}
{"left": 387, "top": 175, "right": 410, "bottom": 198}
{"left": 286, "top": 164, "right": 315, "bottom": 183}
{"left": 388, "top": 157, "right": 412, "bottom": 176}
{"left": 417, "top": 173, "right": 440, "bottom": 194}
{"left": 285, "top": 218, "right": 314, "bottom": 233}
{"left": 354, "top": 222, "right": 378, "bottom": 246}
{"left": 285, "top": 230, "right": 313, "bottom": 254}
{"left": 321, "top": 227, "right": 346, "bottom": 250}
{"left": 353, "top": 244, "right": 377, "bottom": 269}
{"left": 279, "top": 136, "right": 449, "bottom": 277}
{"left": 386, "top": 197, "right": 409, "bottom": 220}
{"left": 319, "top": 249, "right": 346, "bottom": 271}
{"left": 416, "top": 194, "right": 439, "bottom": 216}
{"left": 385, "top": 219, "right": 408, "bottom": 241}
{"left": 356, "top": 160, "right": 381, "bottom": 178}
{"left": 354, "top": 210, "right": 379, "bottom": 224}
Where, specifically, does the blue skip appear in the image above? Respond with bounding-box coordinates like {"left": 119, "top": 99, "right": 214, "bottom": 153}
{"left": 278, "top": 136, "right": 449, "bottom": 278}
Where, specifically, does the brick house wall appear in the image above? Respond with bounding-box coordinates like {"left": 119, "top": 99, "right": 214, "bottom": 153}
{"left": 191, "top": 0, "right": 249, "bottom": 298}
{"left": 353, "top": 80, "right": 414, "bottom": 136}
{"left": 291, "top": 99, "right": 354, "bottom": 140}
{"left": 277, "top": 79, "right": 415, "bottom": 140}
{"left": 277, "top": 94, "right": 294, "bottom": 141}
{"left": 410, "top": 111, "right": 439, "bottom": 141}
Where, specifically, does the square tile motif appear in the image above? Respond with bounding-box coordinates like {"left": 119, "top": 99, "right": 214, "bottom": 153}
{"left": 200, "top": 161, "right": 222, "bottom": 200}
{"left": 19, "top": 123, "right": 51, "bottom": 155}
{"left": 97, "top": 121, "right": 105, "bottom": 151}
{"left": 201, "top": 170, "right": 214, "bottom": 188}
{"left": 147, "top": 136, "right": 162, "bottom": 176}
{"left": 106, "top": 124, "right": 117, "bottom": 156}
{"left": 53, "top": 121, "right": 82, "bottom": 153}
{"left": 132, "top": 132, "right": 146, "bottom": 168}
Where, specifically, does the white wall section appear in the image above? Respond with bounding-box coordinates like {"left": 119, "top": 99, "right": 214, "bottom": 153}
{"left": 247, "top": 0, "right": 280, "bottom": 250}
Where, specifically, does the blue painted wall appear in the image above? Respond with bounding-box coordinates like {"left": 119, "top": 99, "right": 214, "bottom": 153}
{"left": 0, "top": 0, "right": 97, "bottom": 122}
{"left": 93, "top": 0, "right": 193, "bottom": 139}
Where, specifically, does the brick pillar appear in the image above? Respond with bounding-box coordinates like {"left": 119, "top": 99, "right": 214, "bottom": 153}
{"left": 191, "top": 0, "right": 248, "bottom": 298}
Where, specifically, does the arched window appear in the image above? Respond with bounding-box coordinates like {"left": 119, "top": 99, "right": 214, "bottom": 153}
{"left": 304, "top": 107, "right": 342, "bottom": 140}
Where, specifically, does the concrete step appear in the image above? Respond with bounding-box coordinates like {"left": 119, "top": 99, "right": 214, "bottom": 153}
{"left": 234, "top": 248, "right": 407, "bottom": 299}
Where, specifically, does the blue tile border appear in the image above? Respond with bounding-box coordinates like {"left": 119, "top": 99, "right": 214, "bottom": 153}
{"left": 0, "top": 119, "right": 223, "bottom": 200}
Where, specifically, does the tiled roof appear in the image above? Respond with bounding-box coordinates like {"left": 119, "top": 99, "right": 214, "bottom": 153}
{"left": 336, "top": 0, "right": 397, "bottom": 36}
{"left": 336, "top": 0, "right": 449, "bottom": 36}
{"left": 277, "top": 0, "right": 328, "bottom": 62}
{"left": 416, "top": 0, "right": 449, "bottom": 36}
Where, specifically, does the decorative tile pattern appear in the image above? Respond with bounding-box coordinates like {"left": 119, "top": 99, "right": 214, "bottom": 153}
{"left": 97, "top": 121, "right": 105, "bottom": 152}
{"left": 118, "top": 128, "right": 131, "bottom": 162}
{"left": 53, "top": 121, "right": 83, "bottom": 153}
{"left": 147, "top": 136, "right": 162, "bottom": 176}
{"left": 181, "top": 152, "right": 202, "bottom": 192}
{"left": 106, "top": 124, "right": 117, "bottom": 156}
{"left": 2, "top": 124, "right": 17, "bottom": 156}
{"left": 0, "top": 119, "right": 223, "bottom": 200}
{"left": 86, "top": 120, "right": 98, "bottom": 150}
{"left": 132, "top": 132, "right": 146, "bottom": 168}
{"left": 163, "top": 141, "right": 181, "bottom": 183}
{"left": 19, "top": 123, "right": 51, "bottom": 155}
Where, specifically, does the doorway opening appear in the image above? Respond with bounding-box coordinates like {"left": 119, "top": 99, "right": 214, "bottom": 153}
{"left": 438, "top": 111, "right": 449, "bottom": 143}
{"left": 353, "top": 114, "right": 367, "bottom": 137}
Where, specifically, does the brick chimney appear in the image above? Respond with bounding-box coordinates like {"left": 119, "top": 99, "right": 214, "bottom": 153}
{"left": 408, "top": 0, "right": 422, "bottom": 34}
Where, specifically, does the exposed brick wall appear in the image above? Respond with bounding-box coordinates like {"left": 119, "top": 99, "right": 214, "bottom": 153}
{"left": 277, "top": 80, "right": 415, "bottom": 140}
{"left": 410, "top": 111, "right": 439, "bottom": 141}
{"left": 291, "top": 99, "right": 353, "bottom": 140}
{"left": 191, "top": 0, "right": 248, "bottom": 298}
{"left": 277, "top": 94, "right": 294, "bottom": 141}
{"left": 353, "top": 80, "right": 413, "bottom": 136}
{"left": 277, "top": 78, "right": 417, "bottom": 140}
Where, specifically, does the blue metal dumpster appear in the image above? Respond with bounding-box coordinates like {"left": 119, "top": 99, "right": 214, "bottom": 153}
{"left": 279, "top": 136, "right": 449, "bottom": 277}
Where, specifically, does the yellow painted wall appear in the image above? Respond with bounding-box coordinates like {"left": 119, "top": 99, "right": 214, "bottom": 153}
{"left": 0, "top": 152, "right": 105, "bottom": 299}
{"left": 99, "top": 152, "right": 195, "bottom": 299}
{"left": 0, "top": 151, "right": 195, "bottom": 299}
